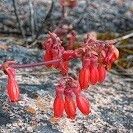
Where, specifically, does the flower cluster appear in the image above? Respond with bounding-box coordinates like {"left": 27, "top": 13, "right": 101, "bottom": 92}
{"left": 53, "top": 77, "right": 91, "bottom": 119}
{"left": 3, "top": 62, "right": 20, "bottom": 102}
{"left": 43, "top": 31, "right": 119, "bottom": 119}
{"left": 0, "top": 31, "right": 119, "bottom": 120}
{"left": 43, "top": 32, "right": 77, "bottom": 75}
{"left": 77, "top": 33, "right": 119, "bottom": 89}
{"left": 0, "top": 0, "right": 120, "bottom": 121}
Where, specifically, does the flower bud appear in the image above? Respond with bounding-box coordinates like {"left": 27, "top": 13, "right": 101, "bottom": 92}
{"left": 53, "top": 85, "right": 65, "bottom": 118}
{"left": 79, "top": 68, "right": 90, "bottom": 89}
{"left": 79, "top": 59, "right": 90, "bottom": 89}
{"left": 76, "top": 95, "right": 91, "bottom": 115}
{"left": 89, "top": 63, "right": 99, "bottom": 85}
{"left": 5, "top": 67, "right": 20, "bottom": 102}
{"left": 64, "top": 94, "right": 76, "bottom": 119}
{"left": 58, "top": 61, "right": 69, "bottom": 75}
{"left": 98, "top": 65, "right": 106, "bottom": 83}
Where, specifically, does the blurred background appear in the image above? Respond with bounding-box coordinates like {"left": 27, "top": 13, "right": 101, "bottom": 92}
{"left": 0, "top": 0, "right": 133, "bottom": 74}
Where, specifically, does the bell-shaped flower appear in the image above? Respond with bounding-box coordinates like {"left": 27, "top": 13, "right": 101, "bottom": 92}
{"left": 64, "top": 89, "right": 76, "bottom": 119}
{"left": 5, "top": 67, "right": 20, "bottom": 102}
{"left": 79, "top": 59, "right": 90, "bottom": 89}
{"left": 76, "top": 94, "right": 91, "bottom": 115}
{"left": 98, "top": 65, "right": 106, "bottom": 83}
{"left": 89, "top": 60, "right": 99, "bottom": 85}
{"left": 53, "top": 85, "right": 65, "bottom": 118}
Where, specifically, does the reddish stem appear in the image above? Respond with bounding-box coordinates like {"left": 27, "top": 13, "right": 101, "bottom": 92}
{"left": 0, "top": 59, "right": 61, "bottom": 70}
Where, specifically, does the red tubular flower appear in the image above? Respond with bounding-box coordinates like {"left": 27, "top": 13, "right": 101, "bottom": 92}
{"left": 89, "top": 60, "right": 99, "bottom": 85}
{"left": 64, "top": 94, "right": 76, "bottom": 119}
{"left": 98, "top": 65, "right": 106, "bottom": 83}
{"left": 4, "top": 67, "right": 20, "bottom": 102}
{"left": 53, "top": 85, "right": 64, "bottom": 118}
{"left": 79, "top": 68, "right": 90, "bottom": 89}
{"left": 76, "top": 95, "right": 91, "bottom": 115}
{"left": 79, "top": 59, "right": 90, "bottom": 90}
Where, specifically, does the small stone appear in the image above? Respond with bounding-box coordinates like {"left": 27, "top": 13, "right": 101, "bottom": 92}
{"left": 27, "top": 126, "right": 33, "bottom": 132}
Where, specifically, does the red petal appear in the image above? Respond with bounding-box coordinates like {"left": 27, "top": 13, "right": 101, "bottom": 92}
{"left": 79, "top": 68, "right": 90, "bottom": 89}
{"left": 76, "top": 95, "right": 91, "bottom": 115}
{"left": 6, "top": 67, "right": 20, "bottom": 102}
{"left": 64, "top": 96, "right": 76, "bottom": 119}
{"left": 90, "top": 66, "right": 99, "bottom": 85}
{"left": 98, "top": 66, "right": 106, "bottom": 83}
{"left": 53, "top": 96, "right": 64, "bottom": 118}
{"left": 44, "top": 52, "right": 53, "bottom": 67}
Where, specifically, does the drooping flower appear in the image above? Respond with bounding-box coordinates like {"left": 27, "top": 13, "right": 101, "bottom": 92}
{"left": 89, "top": 59, "right": 99, "bottom": 85}
{"left": 53, "top": 85, "right": 65, "bottom": 118}
{"left": 76, "top": 94, "right": 91, "bottom": 115}
{"left": 64, "top": 94, "right": 76, "bottom": 119}
{"left": 79, "top": 59, "right": 90, "bottom": 89}
{"left": 4, "top": 67, "right": 20, "bottom": 102}
{"left": 98, "top": 65, "right": 106, "bottom": 83}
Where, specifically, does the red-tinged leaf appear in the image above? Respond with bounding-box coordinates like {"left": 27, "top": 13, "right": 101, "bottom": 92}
{"left": 76, "top": 95, "right": 91, "bottom": 115}
{"left": 64, "top": 95, "right": 76, "bottom": 119}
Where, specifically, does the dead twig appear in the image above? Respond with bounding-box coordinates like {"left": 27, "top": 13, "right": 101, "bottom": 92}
{"left": 35, "top": 0, "right": 54, "bottom": 40}
{"left": 114, "top": 62, "right": 133, "bottom": 78}
{"left": 117, "top": 44, "right": 133, "bottom": 48}
{"left": 12, "top": 0, "right": 26, "bottom": 42}
{"left": 29, "top": 0, "right": 35, "bottom": 39}
{"left": 114, "top": 32, "right": 133, "bottom": 45}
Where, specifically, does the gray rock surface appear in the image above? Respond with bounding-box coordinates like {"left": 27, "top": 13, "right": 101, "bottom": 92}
{"left": 0, "top": 0, "right": 133, "bottom": 34}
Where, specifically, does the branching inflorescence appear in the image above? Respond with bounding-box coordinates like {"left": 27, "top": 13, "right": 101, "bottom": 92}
{"left": 0, "top": 30, "right": 119, "bottom": 119}
{"left": 0, "top": 0, "right": 119, "bottom": 120}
